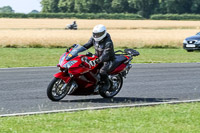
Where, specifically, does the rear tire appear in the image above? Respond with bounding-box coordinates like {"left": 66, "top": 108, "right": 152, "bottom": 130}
{"left": 99, "top": 74, "right": 123, "bottom": 98}
{"left": 47, "top": 77, "right": 71, "bottom": 101}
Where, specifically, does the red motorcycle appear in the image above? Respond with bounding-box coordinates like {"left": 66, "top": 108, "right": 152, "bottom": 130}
{"left": 47, "top": 44, "right": 139, "bottom": 101}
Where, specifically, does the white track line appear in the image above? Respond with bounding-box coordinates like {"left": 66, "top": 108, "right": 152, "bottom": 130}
{"left": 0, "top": 66, "right": 56, "bottom": 70}
{"left": 1, "top": 99, "right": 200, "bottom": 117}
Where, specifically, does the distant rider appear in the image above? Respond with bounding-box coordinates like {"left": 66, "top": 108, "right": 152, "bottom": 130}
{"left": 83, "top": 24, "right": 115, "bottom": 88}
{"left": 72, "top": 21, "right": 77, "bottom": 29}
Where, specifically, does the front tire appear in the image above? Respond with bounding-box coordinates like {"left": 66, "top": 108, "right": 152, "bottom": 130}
{"left": 99, "top": 74, "right": 123, "bottom": 98}
{"left": 47, "top": 77, "right": 71, "bottom": 101}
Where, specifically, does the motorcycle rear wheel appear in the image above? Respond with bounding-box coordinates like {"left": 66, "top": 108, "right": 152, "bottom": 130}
{"left": 99, "top": 74, "right": 123, "bottom": 98}
{"left": 47, "top": 77, "right": 71, "bottom": 101}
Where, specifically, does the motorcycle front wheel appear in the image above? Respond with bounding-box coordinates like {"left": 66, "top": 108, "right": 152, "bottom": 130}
{"left": 99, "top": 74, "right": 123, "bottom": 98}
{"left": 47, "top": 77, "right": 71, "bottom": 101}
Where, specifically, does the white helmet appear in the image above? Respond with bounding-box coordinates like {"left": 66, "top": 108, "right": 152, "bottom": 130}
{"left": 92, "top": 24, "right": 107, "bottom": 42}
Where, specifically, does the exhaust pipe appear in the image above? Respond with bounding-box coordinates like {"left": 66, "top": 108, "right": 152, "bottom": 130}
{"left": 121, "top": 64, "right": 132, "bottom": 78}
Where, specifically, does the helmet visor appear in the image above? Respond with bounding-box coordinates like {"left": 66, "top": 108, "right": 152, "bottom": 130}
{"left": 93, "top": 30, "right": 105, "bottom": 38}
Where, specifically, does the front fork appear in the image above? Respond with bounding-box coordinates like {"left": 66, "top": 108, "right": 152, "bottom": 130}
{"left": 54, "top": 72, "right": 78, "bottom": 95}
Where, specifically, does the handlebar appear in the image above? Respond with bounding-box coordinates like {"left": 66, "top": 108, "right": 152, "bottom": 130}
{"left": 114, "top": 49, "right": 140, "bottom": 57}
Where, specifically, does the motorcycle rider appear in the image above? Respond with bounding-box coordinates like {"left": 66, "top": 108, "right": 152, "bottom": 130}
{"left": 72, "top": 21, "right": 77, "bottom": 29}
{"left": 83, "top": 24, "right": 115, "bottom": 89}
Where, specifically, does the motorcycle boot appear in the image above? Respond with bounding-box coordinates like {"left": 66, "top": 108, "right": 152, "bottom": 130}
{"left": 99, "top": 74, "right": 111, "bottom": 92}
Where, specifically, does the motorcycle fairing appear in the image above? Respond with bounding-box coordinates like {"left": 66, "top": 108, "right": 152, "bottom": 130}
{"left": 54, "top": 72, "right": 71, "bottom": 83}
{"left": 70, "top": 71, "right": 99, "bottom": 95}
{"left": 108, "top": 55, "right": 130, "bottom": 75}
{"left": 109, "top": 63, "right": 127, "bottom": 75}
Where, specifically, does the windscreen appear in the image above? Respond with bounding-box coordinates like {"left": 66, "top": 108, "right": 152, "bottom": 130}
{"left": 66, "top": 44, "right": 87, "bottom": 61}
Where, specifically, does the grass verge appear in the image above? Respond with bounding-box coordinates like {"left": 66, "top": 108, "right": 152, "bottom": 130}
{"left": 0, "top": 48, "right": 199, "bottom": 68}
{"left": 0, "top": 102, "right": 200, "bottom": 133}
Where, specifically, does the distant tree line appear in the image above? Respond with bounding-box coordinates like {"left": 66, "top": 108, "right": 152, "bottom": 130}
{"left": 0, "top": 6, "right": 14, "bottom": 13}
{"left": 40, "top": 0, "right": 200, "bottom": 18}
{"left": 0, "top": 12, "right": 143, "bottom": 20}
{"left": 0, "top": 6, "right": 39, "bottom": 14}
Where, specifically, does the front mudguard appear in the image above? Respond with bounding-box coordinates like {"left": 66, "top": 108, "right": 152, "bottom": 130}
{"left": 54, "top": 72, "right": 71, "bottom": 83}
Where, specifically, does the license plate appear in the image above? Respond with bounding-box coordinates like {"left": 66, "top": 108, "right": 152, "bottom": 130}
{"left": 186, "top": 44, "right": 195, "bottom": 48}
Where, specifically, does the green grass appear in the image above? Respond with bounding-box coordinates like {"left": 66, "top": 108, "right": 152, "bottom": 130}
{"left": 136, "top": 48, "right": 200, "bottom": 63}
{"left": 0, "top": 103, "right": 200, "bottom": 133}
{"left": 0, "top": 48, "right": 62, "bottom": 68}
{"left": 0, "top": 48, "right": 199, "bottom": 68}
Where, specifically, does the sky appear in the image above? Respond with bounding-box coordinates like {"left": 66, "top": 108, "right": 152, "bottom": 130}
{"left": 0, "top": 0, "right": 42, "bottom": 13}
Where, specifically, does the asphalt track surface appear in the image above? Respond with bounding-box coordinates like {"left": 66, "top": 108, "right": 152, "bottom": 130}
{"left": 0, "top": 63, "right": 200, "bottom": 115}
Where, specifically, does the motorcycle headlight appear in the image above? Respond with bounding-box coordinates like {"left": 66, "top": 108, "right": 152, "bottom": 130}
{"left": 183, "top": 39, "right": 187, "bottom": 44}
{"left": 63, "top": 60, "right": 77, "bottom": 68}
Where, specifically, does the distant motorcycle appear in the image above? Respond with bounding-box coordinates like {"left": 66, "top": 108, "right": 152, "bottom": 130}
{"left": 47, "top": 44, "right": 139, "bottom": 101}
{"left": 65, "top": 21, "right": 77, "bottom": 30}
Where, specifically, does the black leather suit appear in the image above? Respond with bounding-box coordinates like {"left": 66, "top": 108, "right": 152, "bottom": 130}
{"left": 83, "top": 33, "right": 115, "bottom": 77}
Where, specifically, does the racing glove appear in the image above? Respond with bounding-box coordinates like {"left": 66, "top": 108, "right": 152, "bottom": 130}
{"left": 88, "top": 58, "right": 100, "bottom": 67}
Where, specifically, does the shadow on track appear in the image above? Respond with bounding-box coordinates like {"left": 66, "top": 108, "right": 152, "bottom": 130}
{"left": 60, "top": 97, "right": 178, "bottom": 103}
